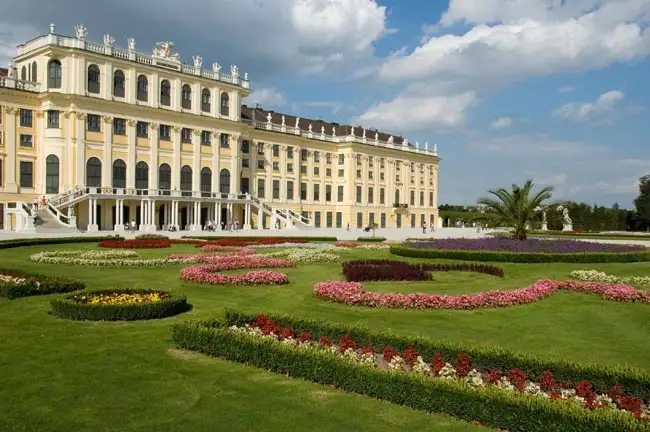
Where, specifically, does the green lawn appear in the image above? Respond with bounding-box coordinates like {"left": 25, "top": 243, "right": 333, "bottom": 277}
{"left": 1, "top": 242, "right": 649, "bottom": 431}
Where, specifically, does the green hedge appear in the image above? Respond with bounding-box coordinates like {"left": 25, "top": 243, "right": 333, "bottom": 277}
{"left": 0, "top": 267, "right": 85, "bottom": 299}
{"left": 0, "top": 235, "right": 123, "bottom": 250}
{"left": 390, "top": 245, "right": 650, "bottom": 263}
{"left": 172, "top": 317, "right": 650, "bottom": 432}
{"left": 356, "top": 236, "right": 387, "bottom": 242}
{"left": 222, "top": 310, "right": 650, "bottom": 401}
{"left": 51, "top": 288, "right": 191, "bottom": 321}
{"left": 183, "top": 235, "right": 337, "bottom": 242}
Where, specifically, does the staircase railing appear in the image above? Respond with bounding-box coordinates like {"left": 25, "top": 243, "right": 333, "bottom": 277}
{"left": 46, "top": 203, "right": 74, "bottom": 227}
{"left": 286, "top": 209, "right": 312, "bottom": 227}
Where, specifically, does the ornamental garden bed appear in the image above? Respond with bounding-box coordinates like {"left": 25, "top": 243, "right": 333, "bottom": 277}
{"left": 357, "top": 236, "right": 387, "bottom": 242}
{"left": 51, "top": 288, "right": 190, "bottom": 321}
{"left": 571, "top": 270, "right": 650, "bottom": 286}
{"left": 0, "top": 267, "right": 84, "bottom": 299}
{"left": 0, "top": 235, "right": 123, "bottom": 250}
{"left": 30, "top": 250, "right": 197, "bottom": 267}
{"left": 99, "top": 239, "right": 172, "bottom": 249}
{"left": 392, "top": 238, "right": 650, "bottom": 263}
{"left": 342, "top": 260, "right": 504, "bottom": 282}
{"left": 184, "top": 235, "right": 337, "bottom": 242}
{"left": 171, "top": 311, "right": 650, "bottom": 431}
{"left": 314, "top": 279, "right": 650, "bottom": 310}
{"left": 180, "top": 255, "right": 295, "bottom": 286}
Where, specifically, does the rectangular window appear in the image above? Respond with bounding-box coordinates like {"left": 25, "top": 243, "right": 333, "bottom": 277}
{"left": 326, "top": 168, "right": 331, "bottom": 177}
{"left": 313, "top": 167, "right": 319, "bottom": 176}
{"left": 257, "top": 179, "right": 265, "bottom": 198}
{"left": 87, "top": 114, "right": 101, "bottom": 132}
{"left": 47, "top": 110, "right": 59, "bottom": 128}
{"left": 356, "top": 212, "right": 363, "bottom": 228}
{"left": 356, "top": 154, "right": 361, "bottom": 165}
{"left": 380, "top": 213, "right": 386, "bottom": 228}
{"left": 242, "top": 158, "right": 249, "bottom": 168}
{"left": 368, "top": 187, "right": 374, "bottom": 204}
{"left": 369, "top": 157, "right": 374, "bottom": 168}
{"left": 411, "top": 213, "right": 416, "bottom": 228}
{"left": 314, "top": 211, "right": 321, "bottom": 228}
{"left": 257, "top": 143, "right": 264, "bottom": 155}
{"left": 369, "top": 171, "right": 373, "bottom": 180}
{"left": 326, "top": 212, "right": 333, "bottom": 228}
{"left": 19, "top": 161, "right": 33, "bottom": 188}
{"left": 0, "top": 159, "right": 3, "bottom": 187}
{"left": 287, "top": 181, "right": 294, "bottom": 199}
{"left": 201, "top": 130, "right": 211, "bottom": 146}
{"left": 273, "top": 144, "right": 279, "bottom": 157}
{"left": 314, "top": 151, "right": 320, "bottom": 162}
{"left": 429, "top": 192, "right": 434, "bottom": 207}
{"left": 136, "top": 121, "right": 148, "bottom": 138}
{"left": 181, "top": 128, "right": 192, "bottom": 144}
{"left": 369, "top": 212, "right": 375, "bottom": 226}
{"left": 240, "top": 140, "right": 250, "bottom": 154}
{"left": 325, "top": 185, "right": 332, "bottom": 201}
{"left": 287, "top": 163, "right": 293, "bottom": 173}
{"left": 160, "top": 125, "right": 171, "bottom": 141}
{"left": 356, "top": 170, "right": 361, "bottom": 178}
{"left": 338, "top": 154, "right": 344, "bottom": 165}
{"left": 220, "top": 134, "right": 229, "bottom": 148}
{"left": 113, "top": 118, "right": 126, "bottom": 136}
{"left": 19, "top": 134, "right": 33, "bottom": 148}
{"left": 301, "top": 149, "right": 308, "bottom": 162}
{"left": 420, "top": 191, "right": 424, "bottom": 206}
{"left": 287, "top": 147, "right": 293, "bottom": 159}
{"left": 380, "top": 158, "right": 385, "bottom": 168}
{"left": 272, "top": 179, "right": 280, "bottom": 199}
{"left": 300, "top": 182, "right": 307, "bottom": 200}
{"left": 257, "top": 160, "right": 265, "bottom": 170}
{"left": 336, "top": 212, "right": 342, "bottom": 228}
{"left": 19, "top": 109, "right": 32, "bottom": 127}
{"left": 326, "top": 153, "right": 332, "bottom": 164}
{"left": 338, "top": 169, "right": 344, "bottom": 177}
{"left": 356, "top": 185, "right": 362, "bottom": 203}
{"left": 300, "top": 165, "right": 307, "bottom": 174}
{"left": 380, "top": 188, "right": 385, "bottom": 204}
{"left": 410, "top": 190, "right": 415, "bottom": 206}
{"left": 313, "top": 184, "right": 320, "bottom": 201}
{"left": 273, "top": 162, "right": 279, "bottom": 171}
{"left": 380, "top": 173, "right": 384, "bottom": 181}
{"left": 337, "top": 185, "right": 344, "bottom": 202}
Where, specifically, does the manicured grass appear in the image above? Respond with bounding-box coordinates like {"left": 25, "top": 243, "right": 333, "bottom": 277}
{"left": 1, "top": 242, "right": 650, "bottom": 431}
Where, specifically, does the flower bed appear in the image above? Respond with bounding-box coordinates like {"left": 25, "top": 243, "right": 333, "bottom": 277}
{"left": 135, "top": 233, "right": 169, "bottom": 240}
{"left": 0, "top": 267, "right": 85, "bottom": 299}
{"left": 571, "top": 270, "right": 650, "bottom": 286}
{"left": 30, "top": 250, "right": 194, "bottom": 267}
{"left": 342, "top": 260, "right": 504, "bottom": 282}
{"left": 391, "top": 243, "right": 650, "bottom": 263}
{"left": 51, "top": 288, "right": 190, "bottom": 321}
{"left": 180, "top": 255, "right": 294, "bottom": 285}
{"left": 357, "top": 236, "right": 387, "bottom": 242}
{"left": 184, "top": 235, "right": 337, "bottom": 242}
{"left": 99, "top": 239, "right": 172, "bottom": 249}
{"left": 408, "top": 238, "right": 645, "bottom": 253}
{"left": 261, "top": 248, "right": 341, "bottom": 263}
{"left": 314, "top": 279, "right": 650, "bottom": 310}
{"left": 199, "top": 244, "right": 255, "bottom": 255}
{"left": 248, "top": 242, "right": 339, "bottom": 250}
{"left": 336, "top": 240, "right": 359, "bottom": 248}
{"left": 198, "top": 238, "right": 310, "bottom": 247}
{"left": 172, "top": 311, "right": 650, "bottom": 431}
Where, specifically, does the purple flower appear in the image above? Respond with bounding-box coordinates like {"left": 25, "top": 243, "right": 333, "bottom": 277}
{"left": 409, "top": 238, "right": 644, "bottom": 253}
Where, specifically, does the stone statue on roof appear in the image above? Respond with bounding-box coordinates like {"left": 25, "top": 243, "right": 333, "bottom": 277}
{"left": 127, "top": 38, "right": 136, "bottom": 52}
{"left": 193, "top": 56, "right": 203, "bottom": 68}
{"left": 75, "top": 24, "right": 87, "bottom": 40}
{"left": 153, "top": 41, "right": 180, "bottom": 61}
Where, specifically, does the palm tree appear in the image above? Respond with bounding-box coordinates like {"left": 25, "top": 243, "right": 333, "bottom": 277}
{"left": 477, "top": 180, "right": 554, "bottom": 240}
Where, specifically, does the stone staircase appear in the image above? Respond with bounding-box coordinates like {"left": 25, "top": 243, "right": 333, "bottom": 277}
{"left": 35, "top": 208, "right": 78, "bottom": 233}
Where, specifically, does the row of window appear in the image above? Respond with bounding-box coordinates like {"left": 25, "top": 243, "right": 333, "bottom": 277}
{"left": 44, "top": 60, "right": 231, "bottom": 115}
{"left": 299, "top": 211, "right": 435, "bottom": 229}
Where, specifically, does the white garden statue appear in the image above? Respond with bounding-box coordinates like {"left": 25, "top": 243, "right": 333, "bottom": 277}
{"left": 557, "top": 206, "right": 573, "bottom": 232}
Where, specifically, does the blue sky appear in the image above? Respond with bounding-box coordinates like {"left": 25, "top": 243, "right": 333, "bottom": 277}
{"left": 1, "top": 0, "right": 648, "bottom": 207}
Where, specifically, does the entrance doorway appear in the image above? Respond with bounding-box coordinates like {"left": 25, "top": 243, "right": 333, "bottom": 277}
{"left": 181, "top": 207, "right": 188, "bottom": 229}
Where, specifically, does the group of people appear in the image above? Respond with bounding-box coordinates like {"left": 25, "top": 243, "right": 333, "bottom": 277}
{"left": 421, "top": 222, "right": 436, "bottom": 234}
{"left": 204, "top": 220, "right": 239, "bottom": 232}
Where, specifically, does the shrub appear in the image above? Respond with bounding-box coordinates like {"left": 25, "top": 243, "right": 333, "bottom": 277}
{"left": 390, "top": 245, "right": 650, "bottom": 263}
{"left": 342, "top": 260, "right": 504, "bottom": 281}
{"left": 135, "top": 233, "right": 170, "bottom": 240}
{"left": 98, "top": 239, "right": 172, "bottom": 249}
{"left": 172, "top": 314, "right": 650, "bottom": 432}
{"left": 0, "top": 236, "right": 123, "bottom": 250}
{"left": 51, "top": 288, "right": 191, "bottom": 321}
{"left": 0, "top": 267, "right": 85, "bottom": 299}
{"left": 357, "top": 236, "right": 387, "bottom": 242}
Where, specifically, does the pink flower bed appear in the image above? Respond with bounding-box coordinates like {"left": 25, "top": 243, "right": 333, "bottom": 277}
{"left": 179, "top": 254, "right": 295, "bottom": 286}
{"left": 313, "top": 280, "right": 650, "bottom": 310}
{"left": 199, "top": 244, "right": 256, "bottom": 255}
{"left": 336, "top": 241, "right": 359, "bottom": 248}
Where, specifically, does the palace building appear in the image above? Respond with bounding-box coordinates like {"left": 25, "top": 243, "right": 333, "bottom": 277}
{"left": 0, "top": 23, "right": 439, "bottom": 233}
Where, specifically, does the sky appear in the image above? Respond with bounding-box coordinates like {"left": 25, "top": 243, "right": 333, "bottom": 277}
{"left": 0, "top": 0, "right": 648, "bottom": 207}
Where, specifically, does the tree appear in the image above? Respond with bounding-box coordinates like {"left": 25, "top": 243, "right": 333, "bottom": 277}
{"left": 634, "top": 175, "right": 650, "bottom": 230}
{"left": 478, "top": 179, "right": 554, "bottom": 240}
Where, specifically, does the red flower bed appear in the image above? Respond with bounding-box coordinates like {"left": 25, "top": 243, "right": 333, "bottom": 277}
{"left": 342, "top": 260, "right": 504, "bottom": 282}
{"left": 98, "top": 240, "right": 171, "bottom": 249}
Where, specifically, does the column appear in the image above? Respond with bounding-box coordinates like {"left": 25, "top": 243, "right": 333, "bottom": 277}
{"left": 257, "top": 207, "right": 264, "bottom": 230}
{"left": 114, "top": 199, "right": 122, "bottom": 231}
{"left": 293, "top": 146, "right": 300, "bottom": 202}
{"left": 75, "top": 113, "right": 86, "bottom": 188}
{"left": 126, "top": 119, "right": 136, "bottom": 189}
{"left": 264, "top": 145, "right": 272, "bottom": 201}
{"left": 3, "top": 108, "right": 17, "bottom": 192}
{"left": 139, "top": 201, "right": 145, "bottom": 230}
{"left": 230, "top": 134, "right": 241, "bottom": 193}
{"left": 192, "top": 130, "right": 201, "bottom": 196}
{"left": 279, "top": 145, "right": 287, "bottom": 200}
{"left": 319, "top": 154, "right": 326, "bottom": 206}
{"left": 215, "top": 202, "right": 221, "bottom": 230}
{"left": 172, "top": 126, "right": 181, "bottom": 190}
{"left": 250, "top": 140, "right": 258, "bottom": 196}
{"left": 88, "top": 198, "right": 98, "bottom": 231}
{"left": 149, "top": 200, "right": 156, "bottom": 231}
{"left": 172, "top": 201, "right": 179, "bottom": 230}
{"left": 35, "top": 112, "right": 45, "bottom": 193}
{"left": 102, "top": 116, "right": 113, "bottom": 188}
{"left": 306, "top": 150, "right": 313, "bottom": 204}
{"left": 150, "top": 123, "right": 159, "bottom": 192}
{"left": 212, "top": 131, "right": 220, "bottom": 194}
{"left": 244, "top": 203, "right": 251, "bottom": 230}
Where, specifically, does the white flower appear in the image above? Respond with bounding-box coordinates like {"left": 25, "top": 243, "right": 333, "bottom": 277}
{"left": 388, "top": 356, "right": 408, "bottom": 371}
{"left": 412, "top": 356, "right": 432, "bottom": 376}
{"left": 342, "top": 348, "right": 359, "bottom": 362}
{"left": 523, "top": 382, "right": 549, "bottom": 398}
{"left": 571, "top": 269, "right": 650, "bottom": 286}
{"left": 495, "top": 377, "right": 515, "bottom": 392}
{"left": 438, "top": 362, "right": 457, "bottom": 380}
{"left": 464, "top": 369, "right": 484, "bottom": 388}
{"left": 359, "top": 352, "right": 377, "bottom": 367}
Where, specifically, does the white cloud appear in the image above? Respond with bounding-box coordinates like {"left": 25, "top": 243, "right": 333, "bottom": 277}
{"left": 245, "top": 88, "right": 285, "bottom": 108}
{"left": 491, "top": 116, "right": 514, "bottom": 129}
{"left": 535, "top": 173, "right": 568, "bottom": 186}
{"left": 357, "top": 0, "right": 650, "bottom": 131}
{"left": 558, "top": 86, "right": 575, "bottom": 93}
{"left": 292, "top": 101, "right": 346, "bottom": 114}
{"left": 471, "top": 133, "right": 609, "bottom": 157}
{"left": 553, "top": 90, "right": 625, "bottom": 122}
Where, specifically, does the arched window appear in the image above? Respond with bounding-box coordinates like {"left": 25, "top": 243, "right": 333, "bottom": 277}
{"left": 112, "top": 159, "right": 127, "bottom": 188}
{"left": 87, "top": 64, "right": 100, "bottom": 94}
{"left": 394, "top": 189, "right": 400, "bottom": 205}
{"left": 86, "top": 157, "right": 102, "bottom": 187}
{"left": 181, "top": 84, "right": 192, "bottom": 109}
{"left": 48, "top": 60, "right": 62, "bottom": 89}
{"left": 200, "top": 167, "right": 212, "bottom": 196}
{"left": 220, "top": 92, "right": 229, "bottom": 116}
{"left": 137, "top": 74, "right": 148, "bottom": 102}
{"left": 201, "top": 89, "right": 211, "bottom": 112}
{"left": 180, "top": 165, "right": 192, "bottom": 196}
{"left": 160, "top": 80, "right": 171, "bottom": 106}
{"left": 113, "top": 70, "right": 125, "bottom": 98}
{"left": 219, "top": 168, "right": 230, "bottom": 194}
{"left": 135, "top": 161, "right": 149, "bottom": 190}
{"left": 45, "top": 154, "right": 60, "bottom": 194}
{"left": 158, "top": 163, "right": 171, "bottom": 194}
{"left": 31, "top": 62, "right": 37, "bottom": 83}
{"left": 21, "top": 66, "right": 26, "bottom": 81}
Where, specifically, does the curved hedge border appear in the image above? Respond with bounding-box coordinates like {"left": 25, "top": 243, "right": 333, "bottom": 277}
{"left": 172, "top": 312, "right": 650, "bottom": 432}
{"left": 51, "top": 288, "right": 191, "bottom": 321}
{"left": 0, "top": 235, "right": 123, "bottom": 250}
{"left": 342, "top": 260, "right": 504, "bottom": 281}
{"left": 0, "top": 267, "right": 85, "bottom": 299}
{"left": 390, "top": 244, "right": 650, "bottom": 263}
{"left": 357, "top": 236, "right": 387, "bottom": 242}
